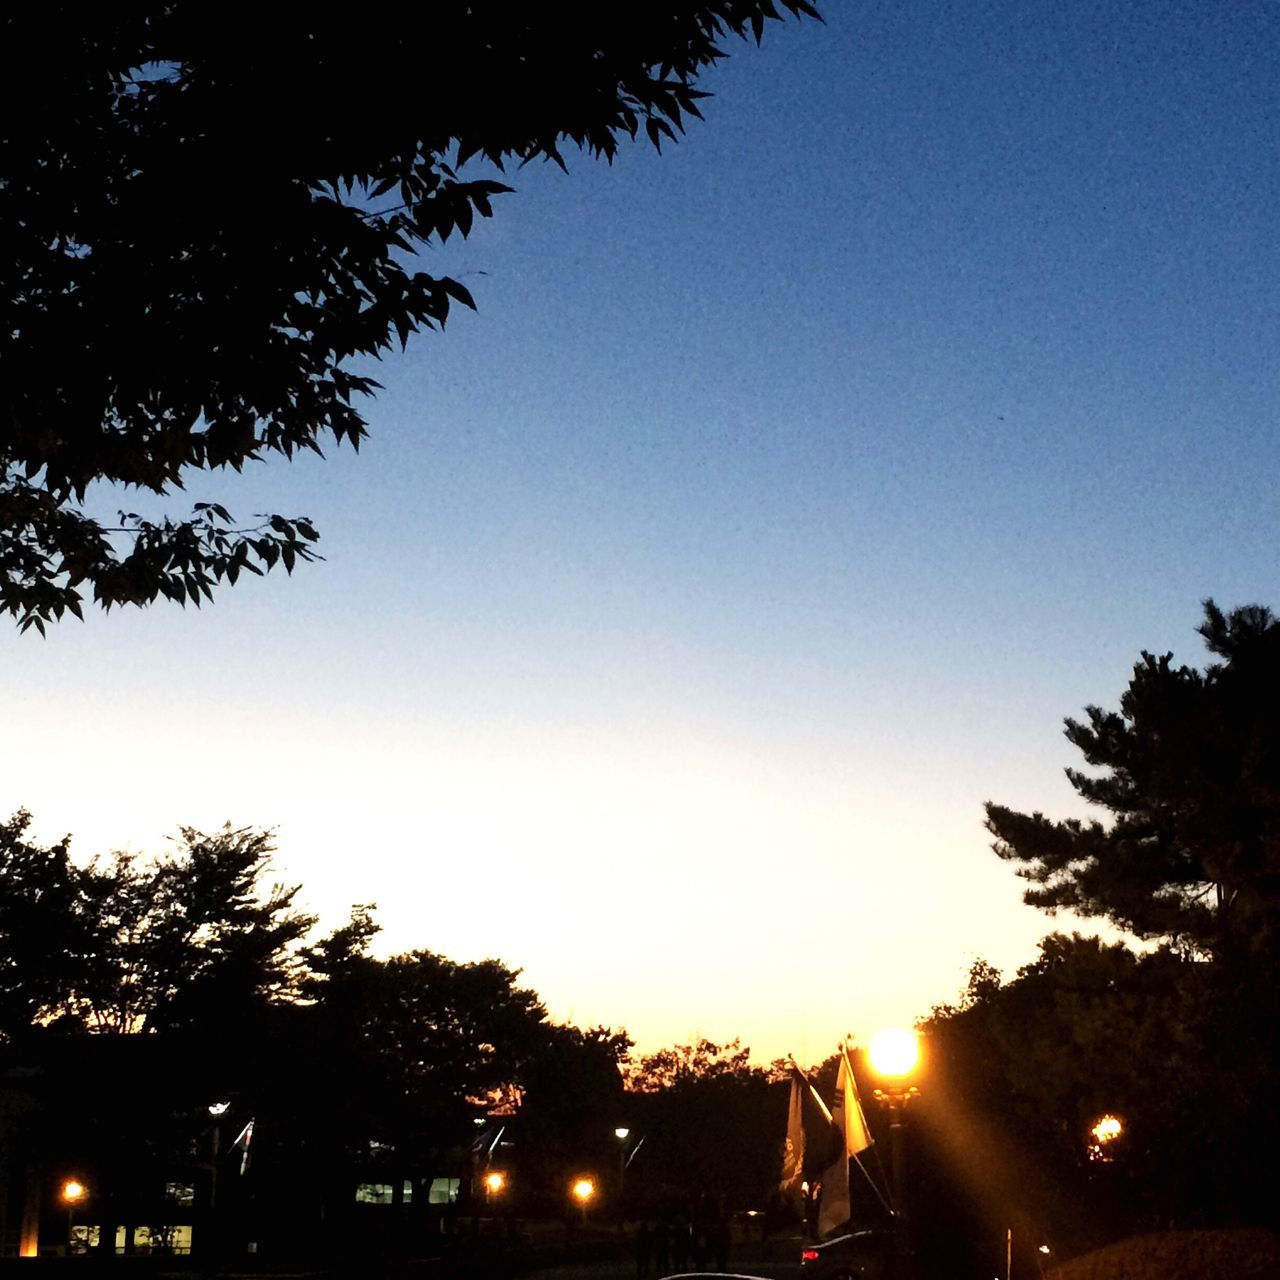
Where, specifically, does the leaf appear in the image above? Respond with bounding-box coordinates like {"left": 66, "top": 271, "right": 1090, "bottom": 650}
{"left": 441, "top": 278, "right": 476, "bottom": 310}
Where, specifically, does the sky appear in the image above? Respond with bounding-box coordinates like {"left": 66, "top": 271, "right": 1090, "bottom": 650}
{"left": 4, "top": 0, "right": 1279, "bottom": 1066}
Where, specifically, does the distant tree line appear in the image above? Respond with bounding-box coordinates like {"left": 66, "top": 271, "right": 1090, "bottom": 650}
{"left": 0, "top": 816, "right": 805, "bottom": 1258}
{"left": 0, "top": 819, "right": 636, "bottom": 1254}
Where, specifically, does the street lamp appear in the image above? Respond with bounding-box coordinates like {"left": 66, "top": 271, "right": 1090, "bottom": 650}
{"left": 205, "top": 1101, "right": 230, "bottom": 1259}
{"left": 868, "top": 1028, "right": 920, "bottom": 1079}
{"left": 614, "top": 1127, "right": 631, "bottom": 1225}
{"left": 1033, "top": 1242, "right": 1054, "bottom": 1280}
{"left": 571, "top": 1177, "right": 595, "bottom": 1227}
{"left": 1088, "top": 1113, "right": 1123, "bottom": 1162}
{"left": 207, "top": 1101, "right": 231, "bottom": 1208}
{"left": 867, "top": 1029, "right": 922, "bottom": 1280}
{"left": 62, "top": 1179, "right": 86, "bottom": 1254}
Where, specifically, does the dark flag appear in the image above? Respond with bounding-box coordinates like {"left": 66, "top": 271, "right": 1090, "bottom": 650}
{"left": 780, "top": 1068, "right": 806, "bottom": 1211}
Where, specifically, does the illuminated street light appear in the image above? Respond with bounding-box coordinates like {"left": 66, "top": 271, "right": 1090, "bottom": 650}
{"left": 1091, "top": 1115, "right": 1122, "bottom": 1143}
{"left": 1088, "top": 1113, "right": 1124, "bottom": 1162}
{"left": 614, "top": 1127, "right": 633, "bottom": 1226}
{"left": 868, "top": 1028, "right": 921, "bottom": 1079}
{"left": 867, "top": 1030, "right": 923, "bottom": 1280}
{"left": 1034, "top": 1241, "right": 1054, "bottom": 1279}
{"left": 62, "top": 1180, "right": 86, "bottom": 1255}
{"left": 485, "top": 1171, "right": 505, "bottom": 1195}
{"left": 571, "top": 1176, "right": 595, "bottom": 1226}
{"left": 206, "top": 1104, "right": 232, "bottom": 1223}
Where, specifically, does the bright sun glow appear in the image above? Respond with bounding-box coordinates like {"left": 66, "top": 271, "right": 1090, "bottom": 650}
{"left": 868, "top": 1027, "right": 920, "bottom": 1078}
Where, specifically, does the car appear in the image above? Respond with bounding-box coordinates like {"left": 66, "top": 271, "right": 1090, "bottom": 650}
{"left": 799, "top": 1229, "right": 892, "bottom": 1280}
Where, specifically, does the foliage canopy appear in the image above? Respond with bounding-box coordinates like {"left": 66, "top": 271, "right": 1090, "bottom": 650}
{"left": 986, "top": 601, "right": 1280, "bottom": 962}
{"left": 1, "top": 2, "right": 818, "bottom": 631}
{"left": 0, "top": 813, "right": 312, "bottom": 1040}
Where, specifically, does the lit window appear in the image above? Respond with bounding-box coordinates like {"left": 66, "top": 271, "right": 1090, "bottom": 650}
{"left": 69, "top": 1226, "right": 99, "bottom": 1255}
{"left": 113, "top": 1225, "right": 193, "bottom": 1255}
{"left": 165, "top": 1183, "right": 195, "bottom": 1206}
{"left": 355, "top": 1183, "right": 395, "bottom": 1205}
{"left": 427, "top": 1177, "right": 460, "bottom": 1205}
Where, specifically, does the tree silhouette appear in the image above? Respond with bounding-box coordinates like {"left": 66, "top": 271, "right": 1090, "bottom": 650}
{"left": 919, "top": 933, "right": 1275, "bottom": 1248}
{"left": 81, "top": 824, "right": 315, "bottom": 1034}
{"left": 2, "top": 2, "right": 819, "bottom": 630}
{"left": 0, "top": 810, "right": 95, "bottom": 1040}
{"left": 627, "top": 1038, "right": 785, "bottom": 1207}
{"left": 0, "top": 815, "right": 312, "bottom": 1039}
{"left": 986, "top": 600, "right": 1280, "bottom": 963}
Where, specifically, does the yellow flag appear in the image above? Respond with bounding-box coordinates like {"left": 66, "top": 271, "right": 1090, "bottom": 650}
{"left": 818, "top": 1045, "right": 873, "bottom": 1236}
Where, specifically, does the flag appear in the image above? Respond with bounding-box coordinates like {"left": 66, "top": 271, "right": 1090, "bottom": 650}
{"left": 839, "top": 1043, "right": 873, "bottom": 1157}
{"left": 780, "top": 1060, "right": 841, "bottom": 1227}
{"left": 817, "top": 1044, "right": 873, "bottom": 1237}
{"left": 231, "top": 1119, "right": 254, "bottom": 1175}
{"left": 779, "top": 1068, "right": 806, "bottom": 1211}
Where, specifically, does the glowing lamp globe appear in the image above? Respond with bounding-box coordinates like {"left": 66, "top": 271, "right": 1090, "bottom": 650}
{"left": 1091, "top": 1114, "right": 1123, "bottom": 1144}
{"left": 868, "top": 1028, "right": 920, "bottom": 1078}
{"left": 572, "top": 1178, "right": 595, "bottom": 1203}
{"left": 61, "top": 1180, "right": 86, "bottom": 1204}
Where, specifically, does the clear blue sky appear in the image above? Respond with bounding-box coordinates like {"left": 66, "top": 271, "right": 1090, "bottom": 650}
{"left": 4, "top": 1, "right": 1278, "bottom": 1063}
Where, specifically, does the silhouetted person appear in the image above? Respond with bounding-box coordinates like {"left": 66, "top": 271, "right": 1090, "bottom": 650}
{"left": 635, "top": 1220, "right": 652, "bottom": 1279}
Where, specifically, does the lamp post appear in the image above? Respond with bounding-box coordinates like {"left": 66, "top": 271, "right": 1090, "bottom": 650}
{"left": 867, "top": 1028, "right": 922, "bottom": 1280}
{"left": 207, "top": 1102, "right": 229, "bottom": 1210}
{"left": 614, "top": 1128, "right": 630, "bottom": 1225}
{"left": 1088, "top": 1114, "right": 1123, "bottom": 1162}
{"left": 61, "top": 1179, "right": 86, "bottom": 1255}
{"left": 205, "top": 1101, "right": 230, "bottom": 1258}
{"left": 571, "top": 1178, "right": 595, "bottom": 1228}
